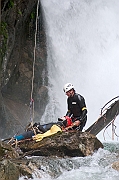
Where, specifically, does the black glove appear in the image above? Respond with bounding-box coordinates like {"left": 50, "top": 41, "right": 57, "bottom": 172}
{"left": 33, "top": 122, "right": 40, "bottom": 127}
{"left": 58, "top": 118, "right": 63, "bottom": 121}
{"left": 33, "top": 123, "right": 38, "bottom": 127}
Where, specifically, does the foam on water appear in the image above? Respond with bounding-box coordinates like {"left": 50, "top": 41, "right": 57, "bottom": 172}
{"left": 19, "top": 145, "right": 119, "bottom": 180}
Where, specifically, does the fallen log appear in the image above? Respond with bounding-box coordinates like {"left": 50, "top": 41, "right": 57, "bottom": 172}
{"left": 86, "top": 98, "right": 119, "bottom": 135}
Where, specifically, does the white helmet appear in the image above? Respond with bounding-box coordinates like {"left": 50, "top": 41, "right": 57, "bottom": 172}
{"left": 63, "top": 83, "right": 74, "bottom": 93}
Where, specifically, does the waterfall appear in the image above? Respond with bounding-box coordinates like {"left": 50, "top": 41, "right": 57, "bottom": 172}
{"left": 40, "top": 0, "right": 119, "bottom": 141}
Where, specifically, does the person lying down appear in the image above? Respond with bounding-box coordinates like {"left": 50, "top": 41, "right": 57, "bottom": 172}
{"left": 14, "top": 116, "right": 81, "bottom": 142}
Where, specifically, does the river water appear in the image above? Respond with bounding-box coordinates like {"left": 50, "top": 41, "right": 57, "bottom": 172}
{"left": 20, "top": 0, "right": 119, "bottom": 179}
{"left": 19, "top": 142, "right": 119, "bottom": 180}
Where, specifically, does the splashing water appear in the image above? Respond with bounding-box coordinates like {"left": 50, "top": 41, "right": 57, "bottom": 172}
{"left": 19, "top": 143, "right": 119, "bottom": 180}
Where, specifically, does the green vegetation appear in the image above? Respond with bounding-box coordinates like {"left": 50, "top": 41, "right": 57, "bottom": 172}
{"left": 18, "top": 9, "right": 22, "bottom": 16}
{"left": 8, "top": 0, "right": 14, "bottom": 8}
{"left": 30, "top": 12, "right": 35, "bottom": 20}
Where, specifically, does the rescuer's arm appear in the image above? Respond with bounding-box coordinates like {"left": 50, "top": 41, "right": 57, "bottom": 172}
{"left": 62, "top": 120, "right": 80, "bottom": 131}
{"left": 79, "top": 108, "right": 87, "bottom": 122}
{"left": 77, "top": 94, "right": 87, "bottom": 122}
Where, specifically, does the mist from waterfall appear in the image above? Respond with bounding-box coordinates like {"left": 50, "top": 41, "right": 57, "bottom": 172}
{"left": 40, "top": 0, "right": 119, "bottom": 141}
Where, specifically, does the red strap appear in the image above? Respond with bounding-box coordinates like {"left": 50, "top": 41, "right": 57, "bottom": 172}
{"left": 65, "top": 116, "right": 72, "bottom": 127}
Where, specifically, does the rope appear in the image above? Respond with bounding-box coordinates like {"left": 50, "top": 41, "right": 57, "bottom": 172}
{"left": 30, "top": 0, "right": 40, "bottom": 125}
{"left": 103, "top": 116, "right": 119, "bottom": 141}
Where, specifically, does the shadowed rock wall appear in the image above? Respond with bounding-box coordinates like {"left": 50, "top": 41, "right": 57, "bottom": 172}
{"left": 0, "top": 0, "right": 48, "bottom": 138}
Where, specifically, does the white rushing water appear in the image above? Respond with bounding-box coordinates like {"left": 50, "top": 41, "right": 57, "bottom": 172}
{"left": 19, "top": 143, "right": 119, "bottom": 180}
{"left": 40, "top": 0, "right": 119, "bottom": 141}
{"left": 19, "top": 0, "right": 119, "bottom": 179}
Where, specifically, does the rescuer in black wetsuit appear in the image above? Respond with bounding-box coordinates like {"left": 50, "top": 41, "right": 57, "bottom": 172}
{"left": 63, "top": 83, "right": 87, "bottom": 131}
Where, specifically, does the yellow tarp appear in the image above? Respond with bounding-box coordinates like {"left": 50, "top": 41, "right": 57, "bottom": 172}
{"left": 33, "top": 124, "right": 62, "bottom": 142}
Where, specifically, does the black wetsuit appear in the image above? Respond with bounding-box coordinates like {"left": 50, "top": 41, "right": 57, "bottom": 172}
{"left": 34, "top": 122, "right": 57, "bottom": 133}
{"left": 34, "top": 121, "right": 64, "bottom": 133}
{"left": 66, "top": 93, "right": 87, "bottom": 131}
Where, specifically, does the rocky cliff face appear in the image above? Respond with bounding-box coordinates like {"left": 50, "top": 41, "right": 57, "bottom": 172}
{"left": 0, "top": 0, "right": 48, "bottom": 138}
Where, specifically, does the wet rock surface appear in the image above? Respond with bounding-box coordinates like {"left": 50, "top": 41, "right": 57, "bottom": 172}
{"left": 1, "top": 0, "right": 48, "bottom": 139}
{"left": 0, "top": 141, "right": 41, "bottom": 179}
{"left": 14, "top": 131, "right": 103, "bottom": 157}
{"left": 112, "top": 161, "right": 119, "bottom": 171}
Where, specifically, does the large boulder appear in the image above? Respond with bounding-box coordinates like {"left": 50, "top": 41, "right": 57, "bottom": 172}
{"left": 17, "top": 131, "right": 103, "bottom": 157}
